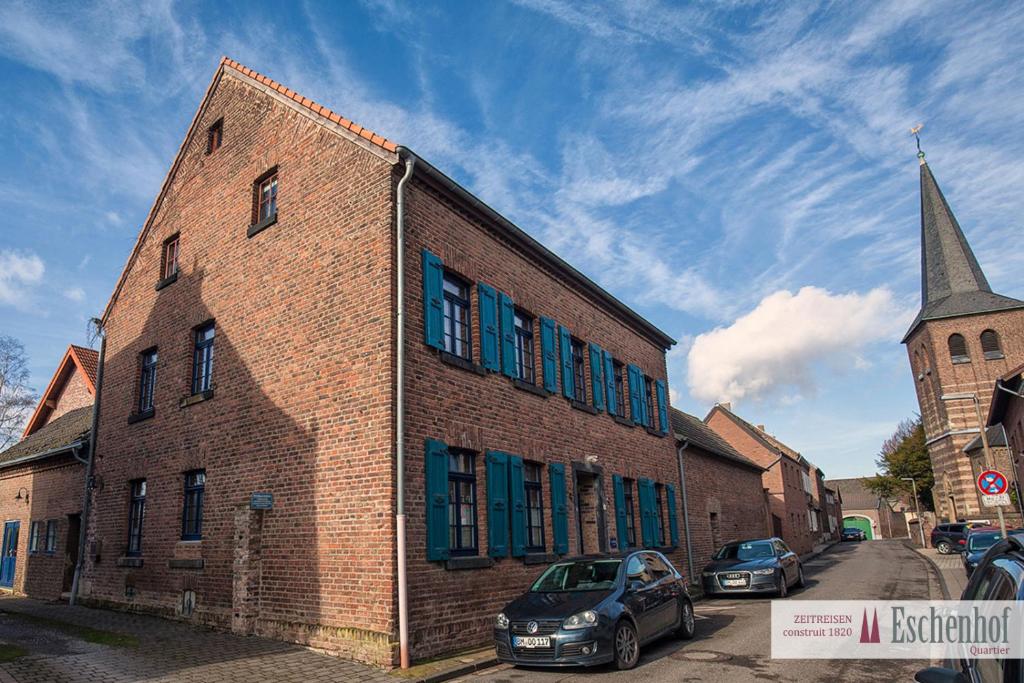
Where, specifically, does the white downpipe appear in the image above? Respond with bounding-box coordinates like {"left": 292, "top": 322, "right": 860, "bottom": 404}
{"left": 396, "top": 155, "right": 416, "bottom": 669}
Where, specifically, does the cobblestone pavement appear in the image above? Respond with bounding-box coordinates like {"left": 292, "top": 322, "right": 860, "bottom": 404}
{"left": 0, "top": 597, "right": 397, "bottom": 683}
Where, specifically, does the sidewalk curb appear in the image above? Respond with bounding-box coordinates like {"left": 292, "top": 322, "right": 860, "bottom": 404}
{"left": 910, "top": 542, "right": 951, "bottom": 600}
{"left": 409, "top": 655, "right": 499, "bottom": 683}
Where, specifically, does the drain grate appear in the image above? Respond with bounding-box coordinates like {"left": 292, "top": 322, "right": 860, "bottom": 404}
{"left": 673, "top": 650, "right": 733, "bottom": 662}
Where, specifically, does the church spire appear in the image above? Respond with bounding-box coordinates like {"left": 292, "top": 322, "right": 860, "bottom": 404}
{"left": 903, "top": 147, "right": 1024, "bottom": 342}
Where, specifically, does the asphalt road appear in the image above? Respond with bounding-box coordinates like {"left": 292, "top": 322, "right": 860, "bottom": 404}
{"left": 457, "top": 540, "right": 940, "bottom": 683}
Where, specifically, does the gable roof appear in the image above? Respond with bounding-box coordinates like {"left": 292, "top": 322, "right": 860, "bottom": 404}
{"left": 100, "top": 58, "right": 675, "bottom": 350}
{"left": 670, "top": 408, "right": 764, "bottom": 473}
{"left": 0, "top": 405, "right": 91, "bottom": 468}
{"left": 825, "top": 477, "right": 889, "bottom": 511}
{"left": 704, "top": 404, "right": 804, "bottom": 466}
{"left": 22, "top": 345, "right": 97, "bottom": 438}
{"left": 903, "top": 159, "right": 1024, "bottom": 342}
{"left": 986, "top": 362, "right": 1024, "bottom": 427}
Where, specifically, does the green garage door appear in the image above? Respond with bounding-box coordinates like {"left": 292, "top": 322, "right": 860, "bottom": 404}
{"left": 843, "top": 516, "right": 873, "bottom": 540}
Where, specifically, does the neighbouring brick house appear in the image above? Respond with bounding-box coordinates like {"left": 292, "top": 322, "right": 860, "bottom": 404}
{"left": 81, "top": 58, "right": 683, "bottom": 667}
{"left": 902, "top": 153, "right": 1024, "bottom": 522}
{"left": 824, "top": 485, "right": 843, "bottom": 541}
{"left": 704, "top": 404, "right": 819, "bottom": 555}
{"left": 0, "top": 345, "right": 96, "bottom": 599}
{"left": 669, "top": 408, "right": 768, "bottom": 575}
{"left": 826, "top": 478, "right": 909, "bottom": 540}
{"left": 982, "top": 364, "right": 1024, "bottom": 519}
{"left": 809, "top": 466, "right": 840, "bottom": 544}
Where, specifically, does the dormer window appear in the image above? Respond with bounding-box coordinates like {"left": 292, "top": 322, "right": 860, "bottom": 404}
{"left": 980, "top": 329, "right": 1004, "bottom": 360}
{"left": 206, "top": 119, "right": 223, "bottom": 154}
{"left": 948, "top": 334, "right": 969, "bottom": 364}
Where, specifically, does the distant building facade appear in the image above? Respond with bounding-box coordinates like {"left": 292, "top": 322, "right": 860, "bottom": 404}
{"left": 827, "top": 478, "right": 908, "bottom": 540}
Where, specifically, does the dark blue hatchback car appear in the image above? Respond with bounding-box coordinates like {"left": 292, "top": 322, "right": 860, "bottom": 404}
{"left": 494, "top": 551, "right": 694, "bottom": 670}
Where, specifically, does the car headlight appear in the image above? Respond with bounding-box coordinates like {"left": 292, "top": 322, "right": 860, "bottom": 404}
{"left": 495, "top": 612, "right": 509, "bottom": 630}
{"left": 563, "top": 610, "right": 598, "bottom": 630}
{"left": 752, "top": 568, "right": 776, "bottom": 575}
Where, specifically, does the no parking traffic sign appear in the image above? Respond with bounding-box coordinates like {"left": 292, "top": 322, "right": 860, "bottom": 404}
{"left": 977, "top": 469, "right": 1009, "bottom": 496}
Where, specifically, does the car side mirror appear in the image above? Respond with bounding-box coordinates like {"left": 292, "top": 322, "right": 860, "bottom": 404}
{"left": 914, "top": 667, "right": 968, "bottom": 683}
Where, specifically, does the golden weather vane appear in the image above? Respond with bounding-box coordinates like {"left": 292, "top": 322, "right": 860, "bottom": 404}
{"left": 910, "top": 123, "right": 926, "bottom": 164}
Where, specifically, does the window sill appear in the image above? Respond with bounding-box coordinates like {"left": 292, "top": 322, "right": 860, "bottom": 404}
{"left": 180, "top": 389, "right": 214, "bottom": 408}
{"left": 445, "top": 556, "right": 494, "bottom": 570}
{"left": 155, "top": 271, "right": 178, "bottom": 291}
{"left": 523, "top": 552, "right": 557, "bottom": 565}
{"left": 984, "top": 352, "right": 1005, "bottom": 361}
{"left": 952, "top": 357, "right": 971, "bottom": 365}
{"left": 116, "top": 557, "right": 144, "bottom": 568}
{"left": 612, "top": 415, "right": 635, "bottom": 428}
{"left": 439, "top": 351, "right": 486, "bottom": 376}
{"left": 646, "top": 426, "right": 667, "bottom": 438}
{"left": 246, "top": 213, "right": 278, "bottom": 238}
{"left": 127, "top": 409, "right": 155, "bottom": 424}
{"left": 168, "top": 558, "right": 204, "bottom": 570}
{"left": 570, "top": 399, "right": 598, "bottom": 415}
{"left": 512, "top": 378, "right": 547, "bottom": 397}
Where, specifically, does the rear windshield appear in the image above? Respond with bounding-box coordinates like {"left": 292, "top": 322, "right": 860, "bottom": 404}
{"left": 968, "top": 532, "right": 1001, "bottom": 551}
{"left": 531, "top": 560, "right": 622, "bottom": 592}
{"left": 843, "top": 528, "right": 860, "bottom": 533}
{"left": 714, "top": 541, "right": 775, "bottom": 561}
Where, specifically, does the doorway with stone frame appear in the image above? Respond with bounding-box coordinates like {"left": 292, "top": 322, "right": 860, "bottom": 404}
{"left": 572, "top": 462, "right": 607, "bottom": 556}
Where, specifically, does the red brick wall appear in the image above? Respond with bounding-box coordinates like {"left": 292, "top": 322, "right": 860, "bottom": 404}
{"left": 83, "top": 72, "right": 398, "bottom": 665}
{"left": 681, "top": 443, "right": 767, "bottom": 574}
{"left": 907, "top": 309, "right": 1024, "bottom": 520}
{"left": 401, "top": 175, "right": 682, "bottom": 660}
{"left": 704, "top": 410, "right": 815, "bottom": 554}
{"left": 47, "top": 369, "right": 93, "bottom": 424}
{"left": 0, "top": 455, "right": 83, "bottom": 599}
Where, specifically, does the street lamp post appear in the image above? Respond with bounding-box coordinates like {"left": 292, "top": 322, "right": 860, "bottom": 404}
{"left": 940, "top": 392, "right": 1008, "bottom": 539}
{"left": 901, "top": 477, "right": 927, "bottom": 547}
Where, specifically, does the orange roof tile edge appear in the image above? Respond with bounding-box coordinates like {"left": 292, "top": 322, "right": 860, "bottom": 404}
{"left": 22, "top": 345, "right": 97, "bottom": 439}
{"left": 220, "top": 57, "right": 399, "bottom": 154}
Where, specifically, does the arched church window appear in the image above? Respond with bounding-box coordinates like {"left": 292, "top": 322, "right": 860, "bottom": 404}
{"left": 948, "top": 334, "right": 969, "bottom": 363}
{"left": 980, "top": 330, "right": 1004, "bottom": 360}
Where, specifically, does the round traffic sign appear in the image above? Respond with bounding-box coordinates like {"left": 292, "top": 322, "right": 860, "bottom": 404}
{"left": 977, "top": 469, "right": 1008, "bottom": 496}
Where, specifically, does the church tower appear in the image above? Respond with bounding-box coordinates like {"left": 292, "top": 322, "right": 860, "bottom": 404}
{"left": 903, "top": 148, "right": 1024, "bottom": 521}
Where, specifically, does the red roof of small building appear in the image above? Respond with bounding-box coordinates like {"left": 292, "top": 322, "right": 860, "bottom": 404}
{"left": 22, "top": 345, "right": 98, "bottom": 438}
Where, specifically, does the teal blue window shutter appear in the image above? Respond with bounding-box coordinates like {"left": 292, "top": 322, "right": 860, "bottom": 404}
{"left": 666, "top": 483, "right": 679, "bottom": 548}
{"left": 540, "top": 317, "right": 557, "bottom": 393}
{"left": 603, "top": 350, "right": 616, "bottom": 416}
{"left": 509, "top": 455, "right": 526, "bottom": 557}
{"left": 477, "top": 283, "right": 499, "bottom": 371}
{"left": 559, "top": 326, "right": 574, "bottom": 400}
{"left": 486, "top": 451, "right": 510, "bottom": 557}
{"left": 638, "top": 478, "right": 655, "bottom": 548}
{"left": 499, "top": 293, "right": 516, "bottom": 378}
{"left": 549, "top": 463, "right": 569, "bottom": 554}
{"left": 612, "top": 474, "right": 628, "bottom": 550}
{"left": 589, "top": 343, "right": 604, "bottom": 412}
{"left": 421, "top": 250, "right": 445, "bottom": 350}
{"left": 655, "top": 379, "right": 669, "bottom": 435}
{"left": 425, "top": 439, "right": 450, "bottom": 561}
{"left": 627, "top": 365, "right": 642, "bottom": 425}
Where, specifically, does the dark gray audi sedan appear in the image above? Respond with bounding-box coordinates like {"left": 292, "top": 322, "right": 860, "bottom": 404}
{"left": 701, "top": 538, "right": 803, "bottom": 597}
{"left": 494, "top": 551, "right": 694, "bottom": 670}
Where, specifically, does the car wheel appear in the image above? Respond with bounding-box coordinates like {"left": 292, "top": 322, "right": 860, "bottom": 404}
{"left": 777, "top": 573, "right": 788, "bottom": 598}
{"left": 937, "top": 540, "right": 951, "bottom": 555}
{"left": 795, "top": 565, "right": 805, "bottom": 589}
{"left": 675, "top": 599, "right": 695, "bottom": 640}
{"left": 613, "top": 621, "right": 640, "bottom": 670}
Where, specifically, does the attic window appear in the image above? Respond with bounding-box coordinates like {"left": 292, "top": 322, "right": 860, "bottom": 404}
{"left": 206, "top": 119, "right": 223, "bottom": 154}
{"left": 980, "top": 329, "right": 1004, "bottom": 360}
{"left": 162, "top": 234, "right": 179, "bottom": 280}
{"left": 948, "top": 334, "right": 970, "bottom": 364}
{"left": 247, "top": 168, "right": 278, "bottom": 238}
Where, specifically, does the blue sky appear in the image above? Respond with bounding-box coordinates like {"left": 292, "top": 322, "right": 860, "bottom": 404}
{"left": 2, "top": 1, "right": 1023, "bottom": 477}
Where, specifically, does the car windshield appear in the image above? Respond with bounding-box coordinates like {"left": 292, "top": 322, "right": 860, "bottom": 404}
{"left": 843, "top": 528, "right": 859, "bottom": 533}
{"left": 968, "top": 532, "right": 1001, "bottom": 551}
{"left": 715, "top": 541, "right": 775, "bottom": 561}
{"left": 530, "top": 560, "right": 622, "bottom": 592}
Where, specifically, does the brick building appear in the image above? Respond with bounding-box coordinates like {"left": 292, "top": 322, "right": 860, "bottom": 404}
{"left": 826, "top": 478, "right": 909, "bottom": 540}
{"left": 0, "top": 345, "right": 96, "bottom": 599}
{"left": 669, "top": 408, "right": 768, "bottom": 576}
{"left": 982, "top": 365, "right": 1024, "bottom": 518}
{"left": 81, "top": 58, "right": 683, "bottom": 666}
{"left": 704, "top": 404, "right": 819, "bottom": 555}
{"left": 902, "top": 152, "right": 1024, "bottom": 522}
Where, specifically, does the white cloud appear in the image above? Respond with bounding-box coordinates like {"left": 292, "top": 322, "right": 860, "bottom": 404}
{"left": 0, "top": 250, "right": 45, "bottom": 306}
{"left": 63, "top": 287, "right": 86, "bottom": 302}
{"left": 686, "top": 286, "right": 911, "bottom": 404}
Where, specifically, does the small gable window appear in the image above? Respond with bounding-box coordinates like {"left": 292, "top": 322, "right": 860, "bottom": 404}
{"left": 948, "top": 334, "right": 969, "bottom": 364}
{"left": 161, "top": 234, "right": 179, "bottom": 281}
{"left": 192, "top": 322, "right": 215, "bottom": 395}
{"left": 206, "top": 119, "right": 223, "bottom": 154}
{"left": 138, "top": 348, "right": 158, "bottom": 414}
{"left": 248, "top": 168, "right": 279, "bottom": 237}
{"left": 980, "top": 330, "right": 1004, "bottom": 360}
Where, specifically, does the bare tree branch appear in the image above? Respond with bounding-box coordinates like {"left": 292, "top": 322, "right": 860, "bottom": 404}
{"left": 0, "top": 336, "right": 36, "bottom": 450}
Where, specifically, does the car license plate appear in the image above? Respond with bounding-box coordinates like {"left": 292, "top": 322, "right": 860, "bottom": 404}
{"left": 722, "top": 579, "right": 746, "bottom": 586}
{"left": 513, "top": 636, "right": 550, "bottom": 649}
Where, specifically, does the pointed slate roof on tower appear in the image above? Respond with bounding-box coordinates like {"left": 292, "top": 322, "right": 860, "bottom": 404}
{"left": 902, "top": 157, "right": 1024, "bottom": 342}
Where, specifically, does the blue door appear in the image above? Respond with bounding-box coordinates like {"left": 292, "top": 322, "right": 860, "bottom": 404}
{"left": 0, "top": 521, "right": 20, "bottom": 588}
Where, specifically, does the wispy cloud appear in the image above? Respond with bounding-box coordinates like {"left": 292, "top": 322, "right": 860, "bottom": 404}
{"left": 0, "top": 250, "right": 45, "bottom": 308}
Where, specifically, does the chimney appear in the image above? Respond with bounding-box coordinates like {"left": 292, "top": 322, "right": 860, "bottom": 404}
{"left": 719, "top": 402, "right": 732, "bottom": 411}
{"left": 756, "top": 424, "right": 765, "bottom": 432}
